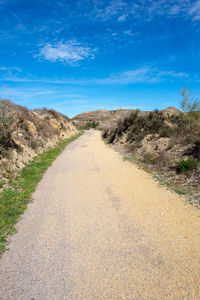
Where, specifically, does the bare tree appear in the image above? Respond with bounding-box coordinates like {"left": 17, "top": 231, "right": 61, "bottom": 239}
{"left": 180, "top": 88, "right": 200, "bottom": 112}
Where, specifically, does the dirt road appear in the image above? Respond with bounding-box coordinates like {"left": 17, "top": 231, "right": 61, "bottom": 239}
{"left": 0, "top": 130, "right": 199, "bottom": 299}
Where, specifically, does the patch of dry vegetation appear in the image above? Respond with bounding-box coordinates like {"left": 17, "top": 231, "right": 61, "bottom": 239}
{"left": 0, "top": 99, "right": 77, "bottom": 190}
{"left": 103, "top": 108, "right": 200, "bottom": 206}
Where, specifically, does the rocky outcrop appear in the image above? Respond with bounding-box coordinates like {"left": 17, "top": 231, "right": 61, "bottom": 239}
{"left": 0, "top": 101, "right": 78, "bottom": 182}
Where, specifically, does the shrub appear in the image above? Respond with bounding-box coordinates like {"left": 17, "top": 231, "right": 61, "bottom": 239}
{"left": 143, "top": 152, "right": 153, "bottom": 163}
{"left": 0, "top": 100, "right": 14, "bottom": 147}
{"left": 180, "top": 88, "right": 200, "bottom": 113}
{"left": 30, "top": 140, "right": 37, "bottom": 150}
{"left": 0, "top": 180, "right": 4, "bottom": 189}
{"left": 23, "top": 122, "right": 29, "bottom": 132}
{"left": 48, "top": 109, "right": 59, "bottom": 119}
{"left": 84, "top": 121, "right": 99, "bottom": 129}
{"left": 159, "top": 128, "right": 175, "bottom": 138}
{"left": 177, "top": 158, "right": 198, "bottom": 173}
{"left": 193, "top": 141, "right": 200, "bottom": 159}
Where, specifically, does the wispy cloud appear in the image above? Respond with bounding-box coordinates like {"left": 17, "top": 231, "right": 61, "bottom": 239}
{"left": 0, "top": 67, "right": 22, "bottom": 72}
{"left": 94, "top": 67, "right": 189, "bottom": 85}
{"left": 0, "top": 67, "right": 190, "bottom": 85}
{"left": 90, "top": 0, "right": 200, "bottom": 23}
{"left": 92, "top": 0, "right": 128, "bottom": 21}
{"left": 124, "top": 29, "right": 133, "bottom": 36}
{"left": 37, "top": 40, "right": 96, "bottom": 64}
{"left": 98, "top": 67, "right": 154, "bottom": 84}
{"left": 117, "top": 14, "right": 127, "bottom": 22}
{"left": 157, "top": 70, "right": 189, "bottom": 78}
{"left": 189, "top": 0, "right": 200, "bottom": 20}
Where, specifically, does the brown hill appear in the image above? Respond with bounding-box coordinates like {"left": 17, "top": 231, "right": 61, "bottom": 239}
{"left": 161, "top": 106, "right": 181, "bottom": 115}
{"left": 72, "top": 109, "right": 140, "bottom": 129}
{"left": 72, "top": 107, "right": 181, "bottom": 129}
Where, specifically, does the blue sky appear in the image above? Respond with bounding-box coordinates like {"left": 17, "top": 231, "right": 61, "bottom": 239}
{"left": 0, "top": 0, "right": 200, "bottom": 117}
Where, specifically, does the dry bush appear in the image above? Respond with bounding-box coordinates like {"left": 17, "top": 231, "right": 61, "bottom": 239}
{"left": 103, "top": 109, "right": 200, "bottom": 162}
{"left": 0, "top": 100, "right": 17, "bottom": 148}
{"left": 48, "top": 109, "right": 60, "bottom": 119}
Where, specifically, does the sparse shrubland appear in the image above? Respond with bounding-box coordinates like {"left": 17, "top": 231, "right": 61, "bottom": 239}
{"left": 103, "top": 97, "right": 200, "bottom": 206}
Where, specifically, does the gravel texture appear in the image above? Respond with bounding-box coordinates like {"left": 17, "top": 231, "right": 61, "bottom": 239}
{"left": 0, "top": 130, "right": 199, "bottom": 299}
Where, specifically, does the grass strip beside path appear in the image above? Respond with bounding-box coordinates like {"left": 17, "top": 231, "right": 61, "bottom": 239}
{"left": 0, "top": 132, "right": 83, "bottom": 254}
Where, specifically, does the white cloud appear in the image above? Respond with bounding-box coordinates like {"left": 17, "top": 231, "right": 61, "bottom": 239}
{"left": 0, "top": 67, "right": 190, "bottom": 85}
{"left": 117, "top": 14, "right": 127, "bottom": 22}
{"left": 100, "top": 67, "right": 153, "bottom": 84}
{"left": 0, "top": 67, "right": 22, "bottom": 72}
{"left": 124, "top": 29, "right": 133, "bottom": 36}
{"left": 94, "top": 67, "right": 189, "bottom": 85}
{"left": 38, "top": 40, "right": 95, "bottom": 64}
{"left": 157, "top": 71, "right": 189, "bottom": 78}
{"left": 90, "top": 0, "right": 200, "bottom": 23}
{"left": 189, "top": 0, "right": 200, "bottom": 20}
{"left": 92, "top": 0, "right": 128, "bottom": 21}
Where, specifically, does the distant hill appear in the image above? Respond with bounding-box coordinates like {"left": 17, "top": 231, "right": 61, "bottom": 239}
{"left": 161, "top": 107, "right": 181, "bottom": 115}
{"left": 73, "top": 109, "right": 139, "bottom": 129}
{"left": 72, "top": 107, "right": 181, "bottom": 129}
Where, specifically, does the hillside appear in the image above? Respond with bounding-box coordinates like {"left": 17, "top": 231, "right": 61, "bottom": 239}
{"left": 72, "top": 107, "right": 182, "bottom": 130}
{"left": 72, "top": 108, "right": 142, "bottom": 129}
{"left": 0, "top": 100, "right": 77, "bottom": 189}
{"left": 102, "top": 108, "right": 200, "bottom": 206}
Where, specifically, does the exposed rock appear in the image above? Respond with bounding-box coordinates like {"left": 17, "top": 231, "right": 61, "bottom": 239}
{"left": 0, "top": 101, "right": 78, "bottom": 178}
{"left": 49, "top": 118, "right": 62, "bottom": 131}
{"left": 27, "top": 121, "right": 37, "bottom": 136}
{"left": 140, "top": 135, "right": 170, "bottom": 153}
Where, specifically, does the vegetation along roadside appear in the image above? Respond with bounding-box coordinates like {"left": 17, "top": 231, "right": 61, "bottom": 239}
{"left": 102, "top": 90, "right": 200, "bottom": 207}
{"left": 0, "top": 132, "right": 83, "bottom": 255}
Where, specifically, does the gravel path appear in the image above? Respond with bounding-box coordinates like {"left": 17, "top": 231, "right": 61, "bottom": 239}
{"left": 0, "top": 130, "right": 200, "bottom": 299}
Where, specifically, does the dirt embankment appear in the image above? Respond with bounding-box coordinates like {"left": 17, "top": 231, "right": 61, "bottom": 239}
{"left": 102, "top": 108, "right": 200, "bottom": 205}
{"left": 0, "top": 100, "right": 77, "bottom": 188}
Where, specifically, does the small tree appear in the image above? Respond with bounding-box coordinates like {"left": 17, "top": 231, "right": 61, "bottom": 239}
{"left": 180, "top": 88, "right": 200, "bottom": 112}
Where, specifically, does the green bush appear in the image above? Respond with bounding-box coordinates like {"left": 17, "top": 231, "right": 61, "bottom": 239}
{"left": 0, "top": 180, "right": 4, "bottom": 189}
{"left": 159, "top": 128, "right": 175, "bottom": 138}
{"left": 84, "top": 121, "right": 99, "bottom": 129}
{"left": 177, "top": 158, "right": 198, "bottom": 173}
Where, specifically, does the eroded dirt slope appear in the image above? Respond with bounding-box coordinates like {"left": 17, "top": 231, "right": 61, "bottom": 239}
{"left": 0, "top": 100, "right": 77, "bottom": 188}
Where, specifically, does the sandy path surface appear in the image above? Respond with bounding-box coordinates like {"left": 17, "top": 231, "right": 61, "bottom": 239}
{"left": 0, "top": 130, "right": 199, "bottom": 300}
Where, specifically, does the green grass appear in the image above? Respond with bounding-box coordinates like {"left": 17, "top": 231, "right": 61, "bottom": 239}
{"left": 176, "top": 158, "right": 199, "bottom": 173}
{"left": 0, "top": 132, "right": 83, "bottom": 254}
